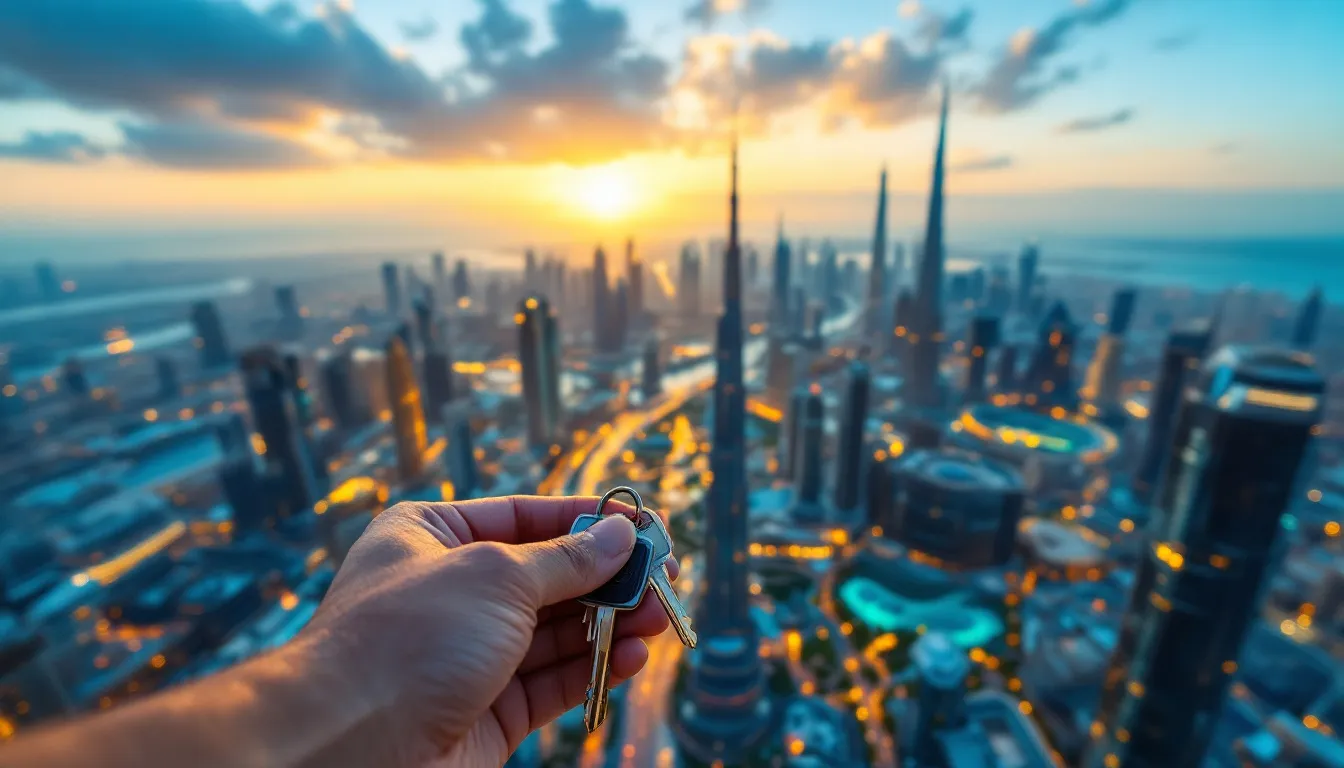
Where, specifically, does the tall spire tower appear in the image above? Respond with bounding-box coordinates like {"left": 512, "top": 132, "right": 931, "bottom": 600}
{"left": 907, "top": 83, "right": 949, "bottom": 408}
{"left": 677, "top": 135, "right": 770, "bottom": 762}
{"left": 866, "top": 165, "right": 889, "bottom": 337}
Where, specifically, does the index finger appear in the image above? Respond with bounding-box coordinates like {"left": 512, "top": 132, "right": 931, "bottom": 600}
{"left": 442, "top": 495, "right": 638, "bottom": 545}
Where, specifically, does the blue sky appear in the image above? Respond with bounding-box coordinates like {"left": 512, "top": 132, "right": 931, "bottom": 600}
{"left": 1, "top": 0, "right": 1341, "bottom": 256}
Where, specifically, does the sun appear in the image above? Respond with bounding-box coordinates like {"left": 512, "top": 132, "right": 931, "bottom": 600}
{"left": 574, "top": 164, "right": 637, "bottom": 221}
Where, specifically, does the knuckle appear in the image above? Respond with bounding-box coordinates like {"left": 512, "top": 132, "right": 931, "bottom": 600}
{"left": 465, "top": 540, "right": 522, "bottom": 575}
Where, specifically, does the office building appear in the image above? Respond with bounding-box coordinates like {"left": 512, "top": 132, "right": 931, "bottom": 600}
{"left": 155, "top": 357, "right": 181, "bottom": 401}
{"left": 240, "top": 346, "right": 320, "bottom": 519}
{"left": 906, "top": 84, "right": 950, "bottom": 409}
{"left": 1087, "top": 347, "right": 1325, "bottom": 768}
{"left": 412, "top": 298, "right": 434, "bottom": 354}
{"left": 794, "top": 385, "right": 825, "bottom": 514}
{"left": 781, "top": 385, "right": 809, "bottom": 480}
{"left": 882, "top": 448, "right": 1024, "bottom": 570}
{"left": 422, "top": 317, "right": 456, "bottom": 425}
{"left": 819, "top": 240, "right": 839, "bottom": 306}
{"left": 613, "top": 279, "right": 629, "bottom": 352}
{"left": 867, "top": 166, "right": 890, "bottom": 338}
{"left": 834, "top": 361, "right": 870, "bottom": 511}
{"left": 1020, "top": 301, "right": 1078, "bottom": 413}
{"left": 1292, "top": 286, "right": 1323, "bottom": 351}
{"left": 907, "top": 632, "right": 971, "bottom": 764}
{"left": 517, "top": 296, "right": 562, "bottom": 450}
{"left": 892, "top": 289, "right": 915, "bottom": 358}
{"left": 1083, "top": 288, "right": 1138, "bottom": 411}
{"left": 524, "top": 249, "right": 539, "bottom": 295}
{"left": 190, "top": 300, "right": 232, "bottom": 370}
{"left": 1131, "top": 322, "right": 1215, "bottom": 503}
{"left": 771, "top": 217, "right": 792, "bottom": 332}
{"left": 34, "top": 261, "right": 61, "bottom": 302}
{"left": 995, "top": 345, "right": 1019, "bottom": 393}
{"left": 679, "top": 244, "right": 701, "bottom": 318}
{"left": 452, "top": 259, "right": 471, "bottom": 302}
{"left": 626, "top": 238, "right": 644, "bottom": 322}
{"left": 963, "top": 315, "right": 1000, "bottom": 404}
{"left": 317, "top": 350, "right": 364, "bottom": 431}
{"left": 442, "top": 401, "right": 481, "bottom": 500}
{"left": 431, "top": 251, "right": 446, "bottom": 297}
{"left": 381, "top": 262, "right": 402, "bottom": 317}
{"left": 592, "top": 246, "right": 612, "bottom": 353}
{"left": 642, "top": 338, "right": 661, "bottom": 400}
{"left": 1017, "top": 244, "right": 1039, "bottom": 316}
{"left": 384, "top": 336, "right": 428, "bottom": 483}
{"left": 274, "top": 285, "right": 302, "bottom": 340}
{"left": 677, "top": 138, "right": 770, "bottom": 762}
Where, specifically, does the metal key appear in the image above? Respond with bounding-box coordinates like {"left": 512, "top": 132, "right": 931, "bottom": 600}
{"left": 638, "top": 510, "right": 699, "bottom": 649}
{"left": 576, "top": 533, "right": 655, "bottom": 732}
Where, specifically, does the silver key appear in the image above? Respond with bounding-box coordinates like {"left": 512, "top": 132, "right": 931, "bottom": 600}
{"left": 637, "top": 510, "right": 698, "bottom": 649}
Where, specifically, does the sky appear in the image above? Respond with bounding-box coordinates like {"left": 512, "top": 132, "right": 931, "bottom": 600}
{"left": 1, "top": 0, "right": 1342, "bottom": 261}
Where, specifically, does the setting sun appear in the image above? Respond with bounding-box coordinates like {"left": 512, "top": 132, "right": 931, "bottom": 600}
{"left": 574, "top": 164, "right": 638, "bottom": 221}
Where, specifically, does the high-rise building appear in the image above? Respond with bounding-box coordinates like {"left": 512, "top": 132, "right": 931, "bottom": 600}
{"left": 524, "top": 249, "right": 539, "bottom": 296}
{"left": 517, "top": 296, "right": 562, "bottom": 450}
{"left": 819, "top": 240, "right": 839, "bottom": 307}
{"left": 61, "top": 358, "right": 88, "bottom": 397}
{"left": 190, "top": 301, "right": 231, "bottom": 370}
{"left": 1017, "top": 244, "right": 1039, "bottom": 316}
{"left": 592, "top": 246, "right": 612, "bottom": 352}
{"left": 795, "top": 385, "right": 825, "bottom": 513}
{"left": 892, "top": 288, "right": 915, "bottom": 357}
{"left": 764, "top": 337, "right": 798, "bottom": 407}
{"left": 412, "top": 298, "right": 435, "bottom": 354}
{"left": 866, "top": 166, "right": 890, "bottom": 338}
{"left": 1086, "top": 347, "right": 1325, "bottom": 768}
{"left": 834, "top": 361, "right": 870, "bottom": 511}
{"left": 679, "top": 244, "right": 701, "bottom": 318}
{"left": 384, "top": 336, "right": 427, "bottom": 482}
{"left": 963, "top": 315, "right": 1000, "bottom": 404}
{"left": 381, "top": 262, "right": 402, "bottom": 317}
{"left": 241, "top": 346, "right": 320, "bottom": 519}
{"left": 907, "top": 632, "right": 971, "bottom": 765}
{"left": 613, "top": 279, "right": 629, "bottom": 352}
{"left": 1291, "top": 286, "right": 1323, "bottom": 350}
{"left": 274, "top": 285, "right": 303, "bottom": 340}
{"left": 745, "top": 246, "right": 759, "bottom": 292}
{"left": 34, "top": 262, "right": 61, "bottom": 303}
{"left": 219, "top": 447, "right": 267, "bottom": 534}
{"left": 626, "top": 237, "right": 644, "bottom": 322}
{"left": 995, "top": 345, "right": 1019, "bottom": 393}
{"left": 641, "top": 338, "right": 661, "bottom": 400}
{"left": 781, "top": 384, "right": 808, "bottom": 479}
{"left": 771, "top": 217, "right": 792, "bottom": 332}
{"left": 451, "top": 259, "right": 471, "bottom": 302}
{"left": 431, "top": 251, "right": 446, "bottom": 298}
{"left": 677, "top": 138, "right": 770, "bottom": 761}
{"left": 155, "top": 357, "right": 181, "bottom": 401}
{"left": 317, "top": 350, "right": 365, "bottom": 431}
{"left": 1083, "top": 288, "right": 1138, "bottom": 411}
{"left": 442, "top": 401, "right": 481, "bottom": 500}
{"left": 1020, "top": 301, "right": 1078, "bottom": 412}
{"left": 907, "top": 84, "right": 950, "bottom": 409}
{"left": 1131, "top": 322, "right": 1215, "bottom": 503}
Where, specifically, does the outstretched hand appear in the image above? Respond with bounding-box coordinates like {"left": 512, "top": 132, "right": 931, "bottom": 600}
{"left": 304, "top": 496, "right": 678, "bottom": 767}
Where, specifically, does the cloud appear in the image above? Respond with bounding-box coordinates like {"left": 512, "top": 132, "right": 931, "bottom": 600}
{"left": 119, "top": 120, "right": 327, "bottom": 169}
{"left": 400, "top": 16, "right": 440, "bottom": 42}
{"left": 0, "top": 0, "right": 674, "bottom": 166}
{"left": 1154, "top": 31, "right": 1196, "bottom": 52}
{"left": 976, "top": 0, "right": 1132, "bottom": 112}
{"left": 918, "top": 7, "right": 974, "bottom": 48}
{"left": 673, "top": 29, "right": 942, "bottom": 135}
{"left": 1057, "top": 107, "right": 1135, "bottom": 134}
{"left": 0, "top": 131, "right": 105, "bottom": 163}
{"left": 951, "top": 153, "right": 1012, "bottom": 172}
{"left": 685, "top": 0, "right": 770, "bottom": 29}
{"left": 1210, "top": 142, "right": 1237, "bottom": 155}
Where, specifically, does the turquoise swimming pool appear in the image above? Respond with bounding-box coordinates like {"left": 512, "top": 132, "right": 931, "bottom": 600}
{"left": 838, "top": 576, "right": 1005, "bottom": 650}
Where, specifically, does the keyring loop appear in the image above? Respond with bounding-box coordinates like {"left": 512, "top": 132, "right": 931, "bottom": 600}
{"left": 595, "top": 486, "right": 644, "bottom": 525}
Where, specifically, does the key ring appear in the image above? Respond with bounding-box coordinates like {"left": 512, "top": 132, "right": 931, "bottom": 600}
{"left": 595, "top": 486, "right": 644, "bottom": 526}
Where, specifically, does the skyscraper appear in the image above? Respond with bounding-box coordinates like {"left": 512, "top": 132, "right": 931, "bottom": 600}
{"left": 795, "top": 385, "right": 825, "bottom": 513}
{"left": 613, "top": 279, "right": 629, "bottom": 352}
{"left": 963, "top": 315, "right": 1000, "bottom": 404}
{"left": 381, "top": 262, "right": 402, "bottom": 317}
{"left": 452, "top": 259, "right": 471, "bottom": 302}
{"left": 995, "top": 345, "right": 1019, "bottom": 393}
{"left": 241, "top": 346, "right": 320, "bottom": 519}
{"left": 819, "top": 239, "right": 839, "bottom": 307}
{"left": 592, "top": 246, "right": 611, "bottom": 352}
{"left": 907, "top": 632, "right": 971, "bottom": 765}
{"left": 907, "top": 84, "right": 950, "bottom": 409}
{"left": 384, "top": 336, "right": 427, "bottom": 482}
{"left": 771, "top": 217, "right": 792, "bottom": 332}
{"left": 866, "top": 166, "right": 889, "bottom": 338}
{"left": 318, "top": 350, "right": 364, "bottom": 431}
{"left": 423, "top": 333, "right": 456, "bottom": 427}
{"left": 1083, "top": 288, "right": 1138, "bottom": 411}
{"left": 190, "top": 300, "right": 231, "bottom": 370}
{"left": 834, "top": 361, "right": 870, "bottom": 511}
{"left": 1017, "top": 243, "right": 1039, "bottom": 316}
{"left": 1086, "top": 347, "right": 1325, "bottom": 768}
{"left": 781, "top": 384, "right": 808, "bottom": 480}
{"left": 517, "top": 296, "right": 562, "bottom": 450}
{"left": 274, "top": 285, "right": 303, "bottom": 340}
{"left": 1291, "top": 286, "right": 1323, "bottom": 350}
{"left": 679, "top": 244, "right": 701, "bottom": 318}
{"left": 431, "top": 251, "right": 446, "bottom": 298}
{"left": 412, "top": 298, "right": 435, "bottom": 354}
{"left": 1020, "top": 301, "right": 1078, "bottom": 412}
{"left": 678, "top": 138, "right": 769, "bottom": 761}
{"left": 34, "top": 262, "right": 61, "bottom": 303}
{"left": 1131, "top": 322, "right": 1215, "bottom": 503}
{"left": 155, "top": 357, "right": 181, "bottom": 401}
{"left": 892, "top": 288, "right": 915, "bottom": 357}
{"left": 641, "top": 338, "right": 661, "bottom": 400}
{"left": 442, "top": 401, "right": 480, "bottom": 500}
{"left": 626, "top": 237, "right": 644, "bottom": 322}
{"left": 524, "top": 249, "right": 539, "bottom": 296}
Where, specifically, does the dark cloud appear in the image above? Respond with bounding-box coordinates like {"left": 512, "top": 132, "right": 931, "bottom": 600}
{"left": 951, "top": 154, "right": 1012, "bottom": 172}
{"left": 685, "top": 0, "right": 770, "bottom": 29}
{"left": 918, "top": 7, "right": 974, "bottom": 47}
{"left": 0, "top": 0, "right": 674, "bottom": 166}
{"left": 976, "top": 0, "right": 1132, "bottom": 112}
{"left": 400, "top": 16, "right": 440, "bottom": 42}
{"left": 119, "top": 120, "right": 326, "bottom": 169}
{"left": 0, "top": 131, "right": 105, "bottom": 163}
{"left": 1154, "top": 31, "right": 1197, "bottom": 52}
{"left": 1057, "top": 107, "right": 1135, "bottom": 134}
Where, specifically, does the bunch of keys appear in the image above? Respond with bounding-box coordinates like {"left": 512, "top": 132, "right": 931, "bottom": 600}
{"left": 571, "top": 486, "right": 698, "bottom": 732}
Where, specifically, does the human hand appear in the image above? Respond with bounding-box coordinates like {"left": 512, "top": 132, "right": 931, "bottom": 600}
{"left": 301, "top": 496, "right": 678, "bottom": 767}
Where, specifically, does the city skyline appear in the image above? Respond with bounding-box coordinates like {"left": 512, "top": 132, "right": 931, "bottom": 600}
{"left": 2, "top": 0, "right": 1343, "bottom": 258}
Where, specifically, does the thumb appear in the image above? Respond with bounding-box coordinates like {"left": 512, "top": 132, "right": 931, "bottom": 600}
{"left": 513, "top": 515, "right": 637, "bottom": 607}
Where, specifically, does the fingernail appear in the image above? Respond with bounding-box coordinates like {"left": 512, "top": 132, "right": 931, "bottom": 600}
{"left": 585, "top": 515, "right": 636, "bottom": 558}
